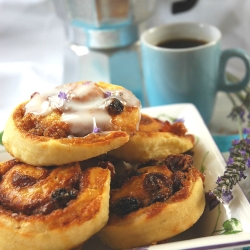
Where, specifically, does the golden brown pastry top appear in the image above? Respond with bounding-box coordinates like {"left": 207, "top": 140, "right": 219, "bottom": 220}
{"left": 17, "top": 81, "right": 141, "bottom": 139}
{"left": 0, "top": 159, "right": 112, "bottom": 217}
{"left": 139, "top": 113, "right": 191, "bottom": 136}
{"left": 109, "top": 154, "right": 204, "bottom": 219}
{"left": 0, "top": 159, "right": 111, "bottom": 250}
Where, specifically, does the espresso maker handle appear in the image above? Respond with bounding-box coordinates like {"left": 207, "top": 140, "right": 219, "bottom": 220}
{"left": 172, "top": 0, "right": 199, "bottom": 14}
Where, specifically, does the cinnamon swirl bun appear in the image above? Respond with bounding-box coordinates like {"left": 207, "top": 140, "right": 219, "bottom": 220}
{"left": 108, "top": 114, "right": 195, "bottom": 163}
{"left": 98, "top": 154, "right": 205, "bottom": 249}
{"left": 0, "top": 159, "right": 111, "bottom": 250}
{"left": 2, "top": 81, "right": 141, "bottom": 166}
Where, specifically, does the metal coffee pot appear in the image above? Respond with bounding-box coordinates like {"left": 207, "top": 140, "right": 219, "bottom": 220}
{"left": 53, "top": 0, "right": 156, "bottom": 106}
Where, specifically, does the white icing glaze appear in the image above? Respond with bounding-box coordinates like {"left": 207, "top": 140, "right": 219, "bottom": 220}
{"left": 25, "top": 81, "right": 141, "bottom": 136}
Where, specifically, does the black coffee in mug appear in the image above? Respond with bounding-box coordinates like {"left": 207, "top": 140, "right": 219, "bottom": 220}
{"left": 157, "top": 38, "right": 207, "bottom": 49}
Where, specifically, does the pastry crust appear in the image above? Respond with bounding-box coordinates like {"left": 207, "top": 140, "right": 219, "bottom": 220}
{"left": 2, "top": 81, "right": 141, "bottom": 166}
{"left": 3, "top": 111, "right": 129, "bottom": 166}
{"left": 0, "top": 159, "right": 111, "bottom": 250}
{"left": 98, "top": 154, "right": 205, "bottom": 249}
{"left": 108, "top": 114, "right": 195, "bottom": 163}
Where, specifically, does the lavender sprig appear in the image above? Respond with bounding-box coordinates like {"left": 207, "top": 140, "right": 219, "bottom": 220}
{"left": 208, "top": 86, "right": 250, "bottom": 209}
{"left": 209, "top": 138, "right": 249, "bottom": 205}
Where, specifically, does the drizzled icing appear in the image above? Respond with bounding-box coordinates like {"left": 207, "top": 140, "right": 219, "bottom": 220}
{"left": 25, "top": 81, "right": 141, "bottom": 136}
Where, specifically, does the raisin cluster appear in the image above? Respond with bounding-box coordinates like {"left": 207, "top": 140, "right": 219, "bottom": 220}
{"left": 110, "top": 154, "right": 193, "bottom": 216}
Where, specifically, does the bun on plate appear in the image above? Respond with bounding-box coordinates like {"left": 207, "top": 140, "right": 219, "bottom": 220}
{"left": 98, "top": 154, "right": 205, "bottom": 249}
{"left": 2, "top": 81, "right": 141, "bottom": 166}
{"left": 108, "top": 114, "right": 195, "bottom": 163}
{"left": 0, "top": 159, "right": 111, "bottom": 250}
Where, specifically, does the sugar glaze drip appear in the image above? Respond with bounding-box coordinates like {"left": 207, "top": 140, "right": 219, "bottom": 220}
{"left": 25, "top": 81, "right": 141, "bottom": 136}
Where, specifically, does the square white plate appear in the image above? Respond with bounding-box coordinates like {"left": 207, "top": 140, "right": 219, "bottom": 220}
{"left": 1, "top": 103, "right": 250, "bottom": 250}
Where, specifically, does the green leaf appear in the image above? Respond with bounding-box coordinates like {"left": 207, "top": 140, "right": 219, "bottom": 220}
{"left": 200, "top": 151, "right": 208, "bottom": 174}
{"left": 221, "top": 218, "right": 242, "bottom": 235}
{"left": 0, "top": 131, "right": 3, "bottom": 145}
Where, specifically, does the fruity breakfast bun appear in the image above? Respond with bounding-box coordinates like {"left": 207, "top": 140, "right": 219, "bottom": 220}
{"left": 98, "top": 154, "right": 205, "bottom": 249}
{"left": 108, "top": 113, "right": 195, "bottom": 163}
{"left": 2, "top": 81, "right": 141, "bottom": 166}
{"left": 0, "top": 158, "right": 111, "bottom": 250}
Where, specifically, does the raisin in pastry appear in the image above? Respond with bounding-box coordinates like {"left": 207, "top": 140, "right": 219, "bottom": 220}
{"left": 0, "top": 159, "right": 111, "bottom": 250}
{"left": 98, "top": 154, "right": 205, "bottom": 249}
{"left": 2, "top": 81, "right": 141, "bottom": 166}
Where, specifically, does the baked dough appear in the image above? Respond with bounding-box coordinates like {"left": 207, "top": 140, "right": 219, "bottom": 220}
{"left": 108, "top": 114, "right": 195, "bottom": 162}
{"left": 0, "top": 159, "right": 111, "bottom": 250}
{"left": 2, "top": 81, "right": 141, "bottom": 166}
{"left": 98, "top": 154, "right": 205, "bottom": 249}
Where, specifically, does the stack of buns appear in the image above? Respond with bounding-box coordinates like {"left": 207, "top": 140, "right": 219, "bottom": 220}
{"left": 1, "top": 81, "right": 205, "bottom": 250}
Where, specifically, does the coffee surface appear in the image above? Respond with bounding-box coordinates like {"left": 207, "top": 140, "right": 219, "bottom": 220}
{"left": 157, "top": 38, "right": 207, "bottom": 49}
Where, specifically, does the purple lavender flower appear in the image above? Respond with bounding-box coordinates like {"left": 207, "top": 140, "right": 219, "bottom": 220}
{"left": 58, "top": 91, "right": 67, "bottom": 100}
{"left": 240, "top": 150, "right": 246, "bottom": 156}
{"left": 92, "top": 117, "right": 101, "bottom": 133}
{"left": 239, "top": 171, "right": 247, "bottom": 179}
{"left": 93, "top": 126, "right": 101, "bottom": 133}
{"left": 222, "top": 191, "right": 233, "bottom": 203}
{"left": 240, "top": 110, "right": 245, "bottom": 121}
{"left": 221, "top": 185, "right": 227, "bottom": 193}
{"left": 246, "top": 158, "right": 250, "bottom": 168}
{"left": 228, "top": 106, "right": 245, "bottom": 122}
{"left": 245, "top": 138, "right": 250, "bottom": 144}
{"left": 232, "top": 139, "right": 240, "bottom": 145}
{"left": 105, "top": 91, "right": 111, "bottom": 98}
{"left": 216, "top": 176, "right": 222, "bottom": 184}
{"left": 243, "top": 127, "right": 250, "bottom": 135}
{"left": 82, "top": 81, "right": 91, "bottom": 85}
{"left": 174, "top": 118, "right": 185, "bottom": 123}
{"left": 227, "top": 157, "right": 234, "bottom": 165}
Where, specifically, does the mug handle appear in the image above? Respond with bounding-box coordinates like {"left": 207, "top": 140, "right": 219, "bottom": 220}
{"left": 218, "top": 48, "right": 250, "bottom": 92}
